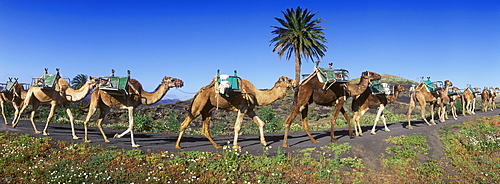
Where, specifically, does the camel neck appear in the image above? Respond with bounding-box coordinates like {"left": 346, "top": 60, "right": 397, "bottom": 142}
{"left": 140, "top": 83, "right": 170, "bottom": 105}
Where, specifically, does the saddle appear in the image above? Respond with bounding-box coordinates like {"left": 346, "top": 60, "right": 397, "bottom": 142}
{"left": 31, "top": 68, "right": 62, "bottom": 89}
{"left": 370, "top": 81, "right": 393, "bottom": 95}
{"left": 215, "top": 70, "right": 241, "bottom": 96}
{"left": 301, "top": 63, "right": 349, "bottom": 90}
{"left": 421, "top": 77, "right": 443, "bottom": 92}
{"left": 99, "top": 69, "right": 130, "bottom": 96}
{"left": 0, "top": 77, "right": 18, "bottom": 93}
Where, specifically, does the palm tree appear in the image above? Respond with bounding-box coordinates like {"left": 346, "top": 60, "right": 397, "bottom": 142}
{"left": 270, "top": 6, "right": 327, "bottom": 83}
{"left": 71, "top": 74, "right": 88, "bottom": 89}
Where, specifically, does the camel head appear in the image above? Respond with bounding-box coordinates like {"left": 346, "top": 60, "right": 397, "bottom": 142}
{"left": 444, "top": 80, "right": 453, "bottom": 87}
{"left": 86, "top": 76, "right": 101, "bottom": 88}
{"left": 278, "top": 76, "right": 296, "bottom": 88}
{"left": 450, "top": 86, "right": 460, "bottom": 92}
{"left": 162, "top": 76, "right": 184, "bottom": 88}
{"left": 394, "top": 84, "right": 407, "bottom": 92}
{"left": 360, "top": 71, "right": 382, "bottom": 81}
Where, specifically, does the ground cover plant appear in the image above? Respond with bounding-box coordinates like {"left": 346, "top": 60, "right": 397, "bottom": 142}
{"left": 0, "top": 131, "right": 366, "bottom": 183}
{"left": 3, "top": 114, "right": 500, "bottom": 183}
{"left": 440, "top": 115, "right": 500, "bottom": 183}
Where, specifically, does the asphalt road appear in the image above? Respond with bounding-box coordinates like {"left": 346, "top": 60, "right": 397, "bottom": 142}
{"left": 1, "top": 109, "right": 499, "bottom": 156}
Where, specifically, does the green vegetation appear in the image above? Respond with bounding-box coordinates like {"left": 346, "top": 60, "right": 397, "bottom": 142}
{"left": 3, "top": 115, "right": 499, "bottom": 183}
{"left": 0, "top": 131, "right": 365, "bottom": 183}
{"left": 440, "top": 116, "right": 500, "bottom": 183}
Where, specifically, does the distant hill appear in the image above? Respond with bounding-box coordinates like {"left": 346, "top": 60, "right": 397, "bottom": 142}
{"left": 350, "top": 74, "right": 419, "bottom": 86}
{"left": 157, "top": 99, "right": 181, "bottom": 104}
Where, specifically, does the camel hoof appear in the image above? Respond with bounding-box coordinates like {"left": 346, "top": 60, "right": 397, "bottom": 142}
{"left": 385, "top": 129, "right": 390, "bottom": 132}
{"left": 73, "top": 136, "right": 80, "bottom": 140}
{"left": 43, "top": 132, "right": 50, "bottom": 136}
{"left": 84, "top": 140, "right": 92, "bottom": 143}
{"left": 282, "top": 144, "right": 290, "bottom": 148}
{"left": 35, "top": 131, "right": 42, "bottom": 134}
{"left": 175, "top": 145, "right": 182, "bottom": 149}
{"left": 408, "top": 126, "right": 413, "bottom": 129}
{"left": 113, "top": 134, "right": 120, "bottom": 139}
{"left": 132, "top": 144, "right": 141, "bottom": 148}
{"left": 370, "top": 132, "right": 376, "bottom": 135}
{"left": 260, "top": 141, "right": 267, "bottom": 146}
{"left": 214, "top": 145, "right": 223, "bottom": 149}
{"left": 312, "top": 140, "right": 320, "bottom": 143}
{"left": 330, "top": 138, "right": 338, "bottom": 142}
{"left": 104, "top": 139, "right": 110, "bottom": 143}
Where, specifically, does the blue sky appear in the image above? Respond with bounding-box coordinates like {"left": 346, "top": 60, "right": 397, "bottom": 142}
{"left": 1, "top": 0, "right": 499, "bottom": 100}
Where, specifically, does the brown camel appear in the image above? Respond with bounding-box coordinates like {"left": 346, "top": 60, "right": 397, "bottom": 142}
{"left": 491, "top": 87, "right": 499, "bottom": 110}
{"left": 351, "top": 84, "right": 406, "bottom": 136}
{"left": 436, "top": 80, "right": 453, "bottom": 122}
{"left": 407, "top": 79, "right": 450, "bottom": 129}
{"left": 461, "top": 86, "right": 479, "bottom": 116}
{"left": 446, "top": 86, "right": 461, "bottom": 120}
{"left": 481, "top": 88, "right": 492, "bottom": 111}
{"left": 175, "top": 76, "right": 295, "bottom": 149}
{"left": 0, "top": 79, "right": 28, "bottom": 125}
{"left": 282, "top": 69, "right": 381, "bottom": 148}
{"left": 83, "top": 75, "right": 183, "bottom": 147}
{"left": 12, "top": 73, "right": 99, "bottom": 138}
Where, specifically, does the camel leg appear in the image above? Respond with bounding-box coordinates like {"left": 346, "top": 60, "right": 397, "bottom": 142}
{"left": 407, "top": 93, "right": 416, "bottom": 129}
{"left": 417, "top": 99, "right": 431, "bottom": 126}
{"left": 83, "top": 102, "right": 101, "bottom": 143}
{"left": 371, "top": 105, "right": 385, "bottom": 134}
{"left": 175, "top": 113, "right": 196, "bottom": 149}
{"left": 351, "top": 111, "right": 360, "bottom": 136}
{"left": 471, "top": 98, "right": 476, "bottom": 114}
{"left": 232, "top": 110, "right": 246, "bottom": 149}
{"left": 355, "top": 109, "right": 367, "bottom": 137}
{"left": 282, "top": 104, "right": 303, "bottom": 148}
{"left": 299, "top": 104, "right": 319, "bottom": 144}
{"left": 65, "top": 108, "right": 79, "bottom": 139}
{"left": 451, "top": 103, "right": 458, "bottom": 120}
{"left": 42, "top": 102, "right": 58, "bottom": 136}
{"left": 381, "top": 112, "right": 389, "bottom": 132}
{"left": 462, "top": 96, "right": 467, "bottom": 116}
{"left": 200, "top": 116, "right": 222, "bottom": 149}
{"left": 247, "top": 110, "right": 267, "bottom": 146}
{"left": 114, "top": 107, "right": 139, "bottom": 147}
{"left": 329, "top": 101, "right": 346, "bottom": 142}
{"left": 341, "top": 107, "right": 353, "bottom": 138}
{"left": 1, "top": 101, "right": 7, "bottom": 125}
{"left": 429, "top": 102, "right": 436, "bottom": 125}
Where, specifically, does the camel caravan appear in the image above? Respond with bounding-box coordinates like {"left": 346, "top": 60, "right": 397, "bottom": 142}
{"left": 1, "top": 65, "right": 498, "bottom": 148}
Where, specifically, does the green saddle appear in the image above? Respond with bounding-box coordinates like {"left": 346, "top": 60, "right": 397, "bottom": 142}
{"left": 370, "top": 81, "right": 393, "bottom": 95}
{"left": 0, "top": 78, "right": 18, "bottom": 93}
{"left": 99, "top": 70, "right": 130, "bottom": 96}
{"left": 422, "top": 78, "right": 443, "bottom": 92}
{"left": 31, "top": 68, "right": 60, "bottom": 89}
{"left": 317, "top": 67, "right": 349, "bottom": 83}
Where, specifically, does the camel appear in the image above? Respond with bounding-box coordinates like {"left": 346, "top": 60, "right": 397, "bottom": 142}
{"left": 446, "top": 86, "right": 461, "bottom": 120}
{"left": 491, "top": 88, "right": 499, "bottom": 110}
{"left": 461, "top": 86, "right": 479, "bottom": 116}
{"left": 12, "top": 72, "right": 99, "bottom": 138}
{"left": 282, "top": 69, "right": 381, "bottom": 148}
{"left": 0, "top": 79, "right": 28, "bottom": 125}
{"left": 351, "top": 84, "right": 406, "bottom": 136}
{"left": 175, "top": 76, "right": 295, "bottom": 149}
{"left": 481, "top": 88, "right": 492, "bottom": 111}
{"left": 82, "top": 75, "right": 184, "bottom": 147}
{"left": 407, "top": 79, "right": 451, "bottom": 129}
{"left": 436, "top": 80, "right": 453, "bottom": 122}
